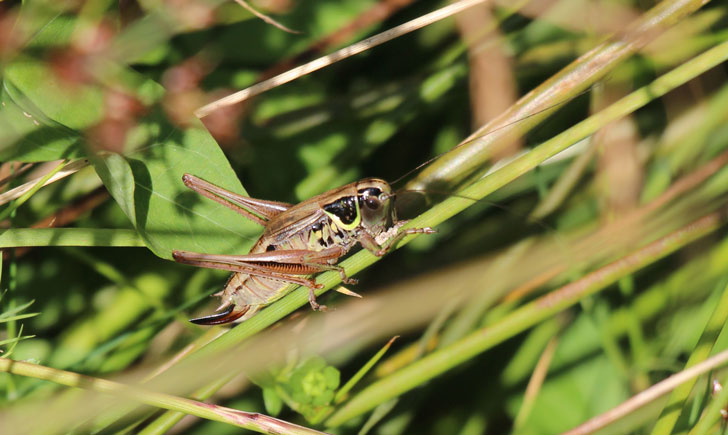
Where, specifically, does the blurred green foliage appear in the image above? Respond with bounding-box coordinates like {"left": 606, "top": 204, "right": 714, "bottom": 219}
{"left": 0, "top": 0, "right": 727, "bottom": 434}
{"left": 258, "top": 356, "right": 341, "bottom": 421}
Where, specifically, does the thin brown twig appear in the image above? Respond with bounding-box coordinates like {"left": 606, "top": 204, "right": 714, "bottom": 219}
{"left": 261, "top": 0, "right": 416, "bottom": 79}
{"left": 0, "top": 159, "right": 88, "bottom": 206}
{"left": 232, "top": 0, "right": 301, "bottom": 34}
{"left": 0, "top": 163, "right": 34, "bottom": 189}
{"left": 564, "top": 349, "right": 728, "bottom": 435}
{"left": 195, "top": 0, "right": 493, "bottom": 117}
{"left": 0, "top": 357, "right": 329, "bottom": 435}
{"left": 513, "top": 331, "right": 561, "bottom": 429}
{"left": 222, "top": 0, "right": 415, "bottom": 127}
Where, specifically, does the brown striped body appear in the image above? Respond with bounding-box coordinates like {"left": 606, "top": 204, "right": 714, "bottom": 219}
{"left": 173, "top": 174, "right": 435, "bottom": 324}
{"left": 219, "top": 212, "right": 360, "bottom": 321}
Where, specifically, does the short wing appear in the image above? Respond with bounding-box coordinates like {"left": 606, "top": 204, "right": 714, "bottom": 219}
{"left": 264, "top": 201, "right": 329, "bottom": 244}
{"left": 264, "top": 181, "right": 359, "bottom": 242}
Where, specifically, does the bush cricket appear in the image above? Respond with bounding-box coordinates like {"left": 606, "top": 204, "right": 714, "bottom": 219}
{"left": 171, "top": 88, "right": 595, "bottom": 325}
{"left": 173, "top": 174, "right": 436, "bottom": 324}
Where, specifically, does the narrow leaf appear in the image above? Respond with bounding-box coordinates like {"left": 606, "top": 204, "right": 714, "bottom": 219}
{"left": 334, "top": 336, "right": 399, "bottom": 403}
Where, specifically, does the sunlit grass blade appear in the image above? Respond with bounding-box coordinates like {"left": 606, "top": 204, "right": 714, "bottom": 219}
{"left": 408, "top": 0, "right": 713, "bottom": 191}
{"left": 0, "top": 299, "right": 36, "bottom": 322}
{"left": 137, "top": 36, "right": 728, "bottom": 433}
{"left": 3, "top": 0, "right": 727, "bottom": 433}
{"left": 326, "top": 210, "right": 726, "bottom": 425}
{"left": 0, "top": 358, "right": 327, "bottom": 435}
{"left": 0, "top": 160, "right": 67, "bottom": 221}
{"left": 334, "top": 336, "right": 399, "bottom": 404}
{"left": 0, "top": 325, "right": 34, "bottom": 359}
{"left": 0, "top": 228, "right": 144, "bottom": 248}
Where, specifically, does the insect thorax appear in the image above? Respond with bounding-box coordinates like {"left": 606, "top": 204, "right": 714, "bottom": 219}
{"left": 305, "top": 216, "right": 357, "bottom": 251}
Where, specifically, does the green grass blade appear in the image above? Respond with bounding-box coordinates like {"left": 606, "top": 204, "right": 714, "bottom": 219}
{"left": 334, "top": 336, "right": 399, "bottom": 404}
{"left": 0, "top": 358, "right": 327, "bottom": 435}
{"left": 325, "top": 212, "right": 724, "bottom": 425}
{"left": 651, "top": 279, "right": 728, "bottom": 434}
{"left": 0, "top": 228, "right": 144, "bottom": 248}
{"left": 408, "top": 0, "right": 712, "bottom": 191}
{"left": 0, "top": 160, "right": 67, "bottom": 221}
{"left": 139, "top": 36, "right": 728, "bottom": 433}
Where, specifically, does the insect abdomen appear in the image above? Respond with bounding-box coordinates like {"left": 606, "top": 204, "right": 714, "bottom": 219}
{"left": 216, "top": 215, "right": 358, "bottom": 323}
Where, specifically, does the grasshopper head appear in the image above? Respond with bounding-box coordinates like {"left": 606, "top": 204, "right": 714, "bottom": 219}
{"left": 356, "top": 178, "right": 395, "bottom": 230}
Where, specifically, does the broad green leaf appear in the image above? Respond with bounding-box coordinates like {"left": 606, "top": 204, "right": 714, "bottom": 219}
{"left": 4, "top": 55, "right": 105, "bottom": 130}
{"left": 1, "top": 11, "right": 260, "bottom": 258}
{"left": 92, "top": 153, "right": 137, "bottom": 226}
{"left": 4, "top": 57, "right": 260, "bottom": 258}
{"left": 16, "top": 4, "right": 74, "bottom": 50}
{"left": 93, "top": 118, "right": 261, "bottom": 258}
{"left": 0, "top": 79, "right": 84, "bottom": 162}
{"left": 0, "top": 13, "right": 90, "bottom": 161}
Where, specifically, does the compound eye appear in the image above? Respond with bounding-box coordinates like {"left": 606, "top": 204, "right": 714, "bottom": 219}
{"left": 364, "top": 196, "right": 380, "bottom": 210}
